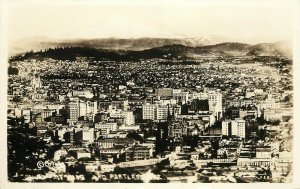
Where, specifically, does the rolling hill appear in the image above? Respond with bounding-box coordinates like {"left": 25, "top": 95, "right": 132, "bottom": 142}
{"left": 9, "top": 40, "right": 292, "bottom": 62}
{"left": 9, "top": 37, "right": 222, "bottom": 56}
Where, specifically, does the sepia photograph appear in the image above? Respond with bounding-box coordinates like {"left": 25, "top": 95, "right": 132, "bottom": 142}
{"left": 0, "top": 0, "right": 300, "bottom": 188}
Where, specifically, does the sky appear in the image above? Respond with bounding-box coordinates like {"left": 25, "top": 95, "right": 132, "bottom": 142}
{"left": 4, "top": 0, "right": 296, "bottom": 44}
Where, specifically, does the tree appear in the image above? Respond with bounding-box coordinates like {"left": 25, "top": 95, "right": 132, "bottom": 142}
{"left": 8, "top": 66, "right": 19, "bottom": 75}
{"left": 258, "top": 128, "right": 267, "bottom": 140}
{"left": 181, "top": 103, "right": 189, "bottom": 114}
{"left": 126, "top": 132, "right": 143, "bottom": 142}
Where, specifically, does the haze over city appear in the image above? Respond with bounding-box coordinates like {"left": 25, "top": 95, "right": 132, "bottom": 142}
{"left": 7, "top": 1, "right": 294, "bottom": 44}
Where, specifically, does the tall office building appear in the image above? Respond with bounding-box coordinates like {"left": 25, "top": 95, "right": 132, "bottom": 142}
{"left": 79, "top": 100, "right": 97, "bottom": 117}
{"left": 142, "top": 104, "right": 178, "bottom": 121}
{"left": 142, "top": 104, "right": 157, "bottom": 120}
{"left": 69, "top": 98, "right": 80, "bottom": 123}
{"left": 208, "top": 91, "right": 222, "bottom": 120}
{"left": 221, "top": 120, "right": 231, "bottom": 136}
{"left": 222, "top": 118, "right": 246, "bottom": 138}
{"left": 236, "top": 119, "right": 246, "bottom": 138}
{"left": 82, "top": 127, "right": 95, "bottom": 144}
{"left": 110, "top": 109, "right": 135, "bottom": 125}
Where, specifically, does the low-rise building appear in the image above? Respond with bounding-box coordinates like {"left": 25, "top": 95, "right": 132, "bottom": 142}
{"left": 76, "top": 149, "right": 91, "bottom": 159}
{"left": 125, "top": 146, "right": 154, "bottom": 161}
{"left": 95, "top": 122, "right": 118, "bottom": 134}
{"left": 256, "top": 146, "right": 272, "bottom": 159}
{"left": 96, "top": 138, "right": 138, "bottom": 148}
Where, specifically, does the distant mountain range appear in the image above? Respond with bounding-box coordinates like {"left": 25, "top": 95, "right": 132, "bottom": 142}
{"left": 9, "top": 36, "right": 226, "bottom": 56}
{"left": 9, "top": 37, "right": 292, "bottom": 60}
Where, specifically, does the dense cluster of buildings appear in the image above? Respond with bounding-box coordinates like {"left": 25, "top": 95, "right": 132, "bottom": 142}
{"left": 7, "top": 56, "right": 293, "bottom": 183}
